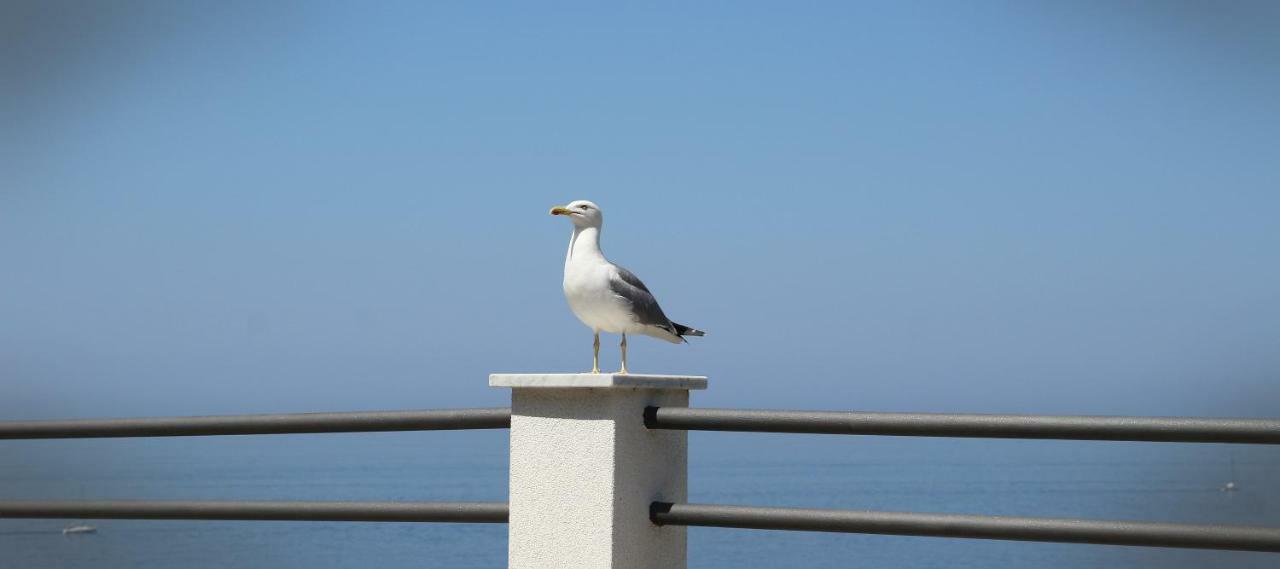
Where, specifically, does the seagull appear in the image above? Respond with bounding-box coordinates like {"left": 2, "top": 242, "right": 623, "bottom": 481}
{"left": 550, "top": 200, "right": 704, "bottom": 373}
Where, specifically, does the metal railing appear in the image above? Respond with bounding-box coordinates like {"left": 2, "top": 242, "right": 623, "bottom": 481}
{"left": 645, "top": 407, "right": 1280, "bottom": 444}
{"left": 649, "top": 502, "right": 1280, "bottom": 552}
{"left": 644, "top": 406, "right": 1280, "bottom": 553}
{"left": 4, "top": 403, "right": 1280, "bottom": 557}
{"left": 0, "top": 408, "right": 511, "bottom": 530}
{"left": 0, "top": 408, "right": 511, "bottom": 439}
{"left": 0, "top": 500, "right": 507, "bottom": 523}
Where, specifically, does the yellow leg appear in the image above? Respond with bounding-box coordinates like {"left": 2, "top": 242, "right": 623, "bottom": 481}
{"left": 592, "top": 332, "right": 601, "bottom": 374}
{"left": 619, "top": 333, "right": 629, "bottom": 374}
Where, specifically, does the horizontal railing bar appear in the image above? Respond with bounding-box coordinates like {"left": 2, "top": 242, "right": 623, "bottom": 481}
{"left": 645, "top": 407, "right": 1280, "bottom": 444}
{"left": 651, "top": 503, "right": 1280, "bottom": 552}
{"left": 0, "top": 408, "right": 511, "bottom": 439}
{"left": 0, "top": 500, "right": 508, "bottom": 523}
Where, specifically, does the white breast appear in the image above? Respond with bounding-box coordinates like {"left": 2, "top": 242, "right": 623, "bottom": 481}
{"left": 561, "top": 224, "right": 641, "bottom": 334}
{"left": 563, "top": 261, "right": 635, "bottom": 334}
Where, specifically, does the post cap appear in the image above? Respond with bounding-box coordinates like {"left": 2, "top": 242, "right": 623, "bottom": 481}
{"left": 489, "top": 373, "right": 707, "bottom": 390}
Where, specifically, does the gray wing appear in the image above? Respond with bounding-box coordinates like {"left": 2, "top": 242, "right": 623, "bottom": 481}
{"left": 609, "top": 266, "right": 677, "bottom": 331}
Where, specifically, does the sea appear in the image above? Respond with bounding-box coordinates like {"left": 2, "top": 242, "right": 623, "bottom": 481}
{"left": 2, "top": 430, "right": 1277, "bottom": 568}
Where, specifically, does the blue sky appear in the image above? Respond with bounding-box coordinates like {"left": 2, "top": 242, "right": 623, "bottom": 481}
{"left": 2, "top": 1, "right": 1278, "bottom": 421}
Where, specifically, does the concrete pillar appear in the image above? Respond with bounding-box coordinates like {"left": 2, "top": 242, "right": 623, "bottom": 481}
{"left": 490, "top": 373, "right": 707, "bottom": 569}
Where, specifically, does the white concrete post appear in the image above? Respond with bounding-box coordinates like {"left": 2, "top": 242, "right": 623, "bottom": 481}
{"left": 490, "top": 373, "right": 707, "bottom": 569}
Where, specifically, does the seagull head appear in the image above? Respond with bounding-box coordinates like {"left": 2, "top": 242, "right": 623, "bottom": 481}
{"left": 549, "top": 200, "right": 603, "bottom": 228}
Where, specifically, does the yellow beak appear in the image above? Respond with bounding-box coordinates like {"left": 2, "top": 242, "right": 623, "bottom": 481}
{"left": 549, "top": 206, "right": 572, "bottom": 216}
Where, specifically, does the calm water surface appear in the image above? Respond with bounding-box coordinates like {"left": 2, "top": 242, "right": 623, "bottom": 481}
{"left": 2, "top": 431, "right": 1276, "bottom": 568}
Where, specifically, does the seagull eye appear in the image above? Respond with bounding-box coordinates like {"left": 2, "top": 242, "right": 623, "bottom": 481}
{"left": 579, "top": 205, "right": 589, "bottom": 210}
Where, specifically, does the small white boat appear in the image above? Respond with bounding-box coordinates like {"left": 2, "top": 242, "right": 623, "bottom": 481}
{"left": 1221, "top": 455, "right": 1241, "bottom": 492}
{"left": 62, "top": 525, "right": 97, "bottom": 535}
